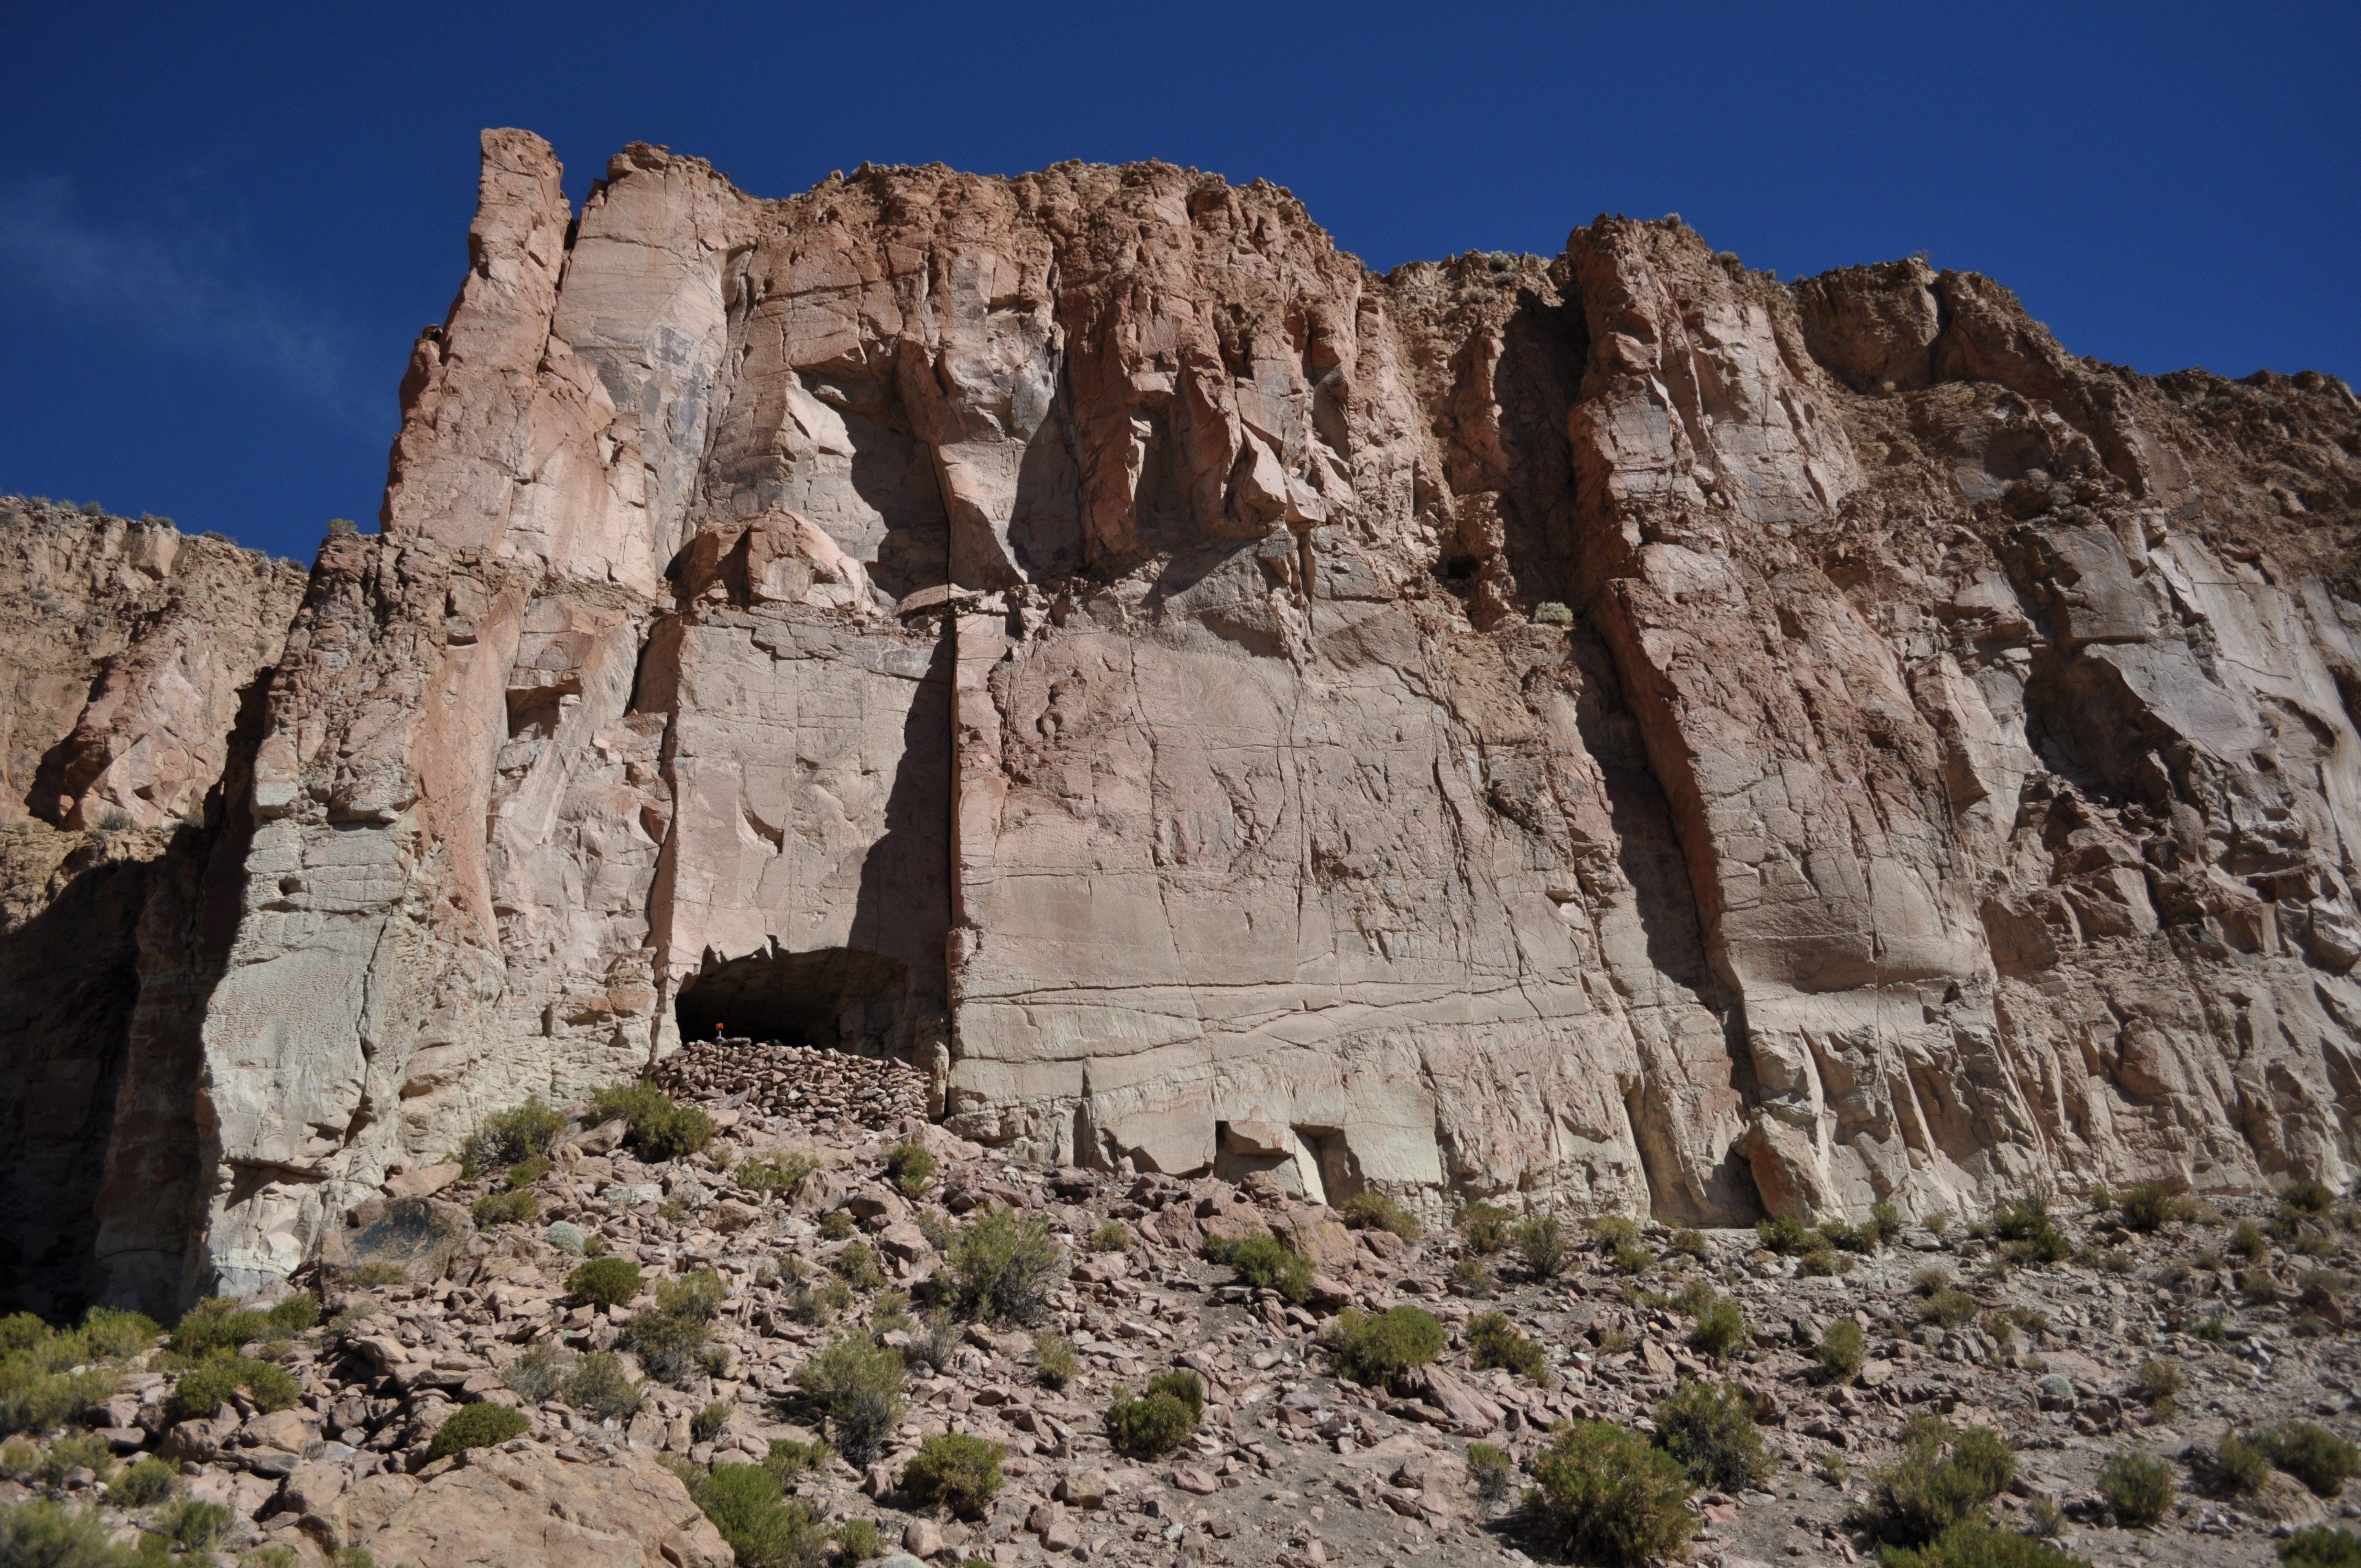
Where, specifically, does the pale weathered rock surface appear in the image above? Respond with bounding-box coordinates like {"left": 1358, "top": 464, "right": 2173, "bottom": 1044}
{"left": 5, "top": 129, "right": 2361, "bottom": 1315}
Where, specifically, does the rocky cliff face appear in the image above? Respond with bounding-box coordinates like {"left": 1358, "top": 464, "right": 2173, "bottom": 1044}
{"left": 8, "top": 130, "right": 2359, "bottom": 1309}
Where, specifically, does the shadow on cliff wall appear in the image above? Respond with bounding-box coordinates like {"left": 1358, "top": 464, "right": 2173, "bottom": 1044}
{"left": 847, "top": 628, "right": 954, "bottom": 1065}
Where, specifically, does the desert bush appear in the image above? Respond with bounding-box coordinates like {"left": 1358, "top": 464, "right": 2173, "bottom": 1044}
{"left": 1667, "top": 1227, "right": 1709, "bottom": 1261}
{"left": 2281, "top": 1527, "right": 2361, "bottom": 1568}
{"left": 1089, "top": 1222, "right": 1133, "bottom": 1254}
{"left": 1427, "top": 1439, "right": 1495, "bottom": 1510}
{"left": 798, "top": 1335, "right": 906, "bottom": 1467}
{"left": 901, "top": 1433, "right": 1005, "bottom": 1515}
{"left": 0, "top": 1499, "right": 143, "bottom": 1566}
{"left": 0, "top": 1357, "right": 113, "bottom": 1436}
{"left": 1912, "top": 1267, "right": 1954, "bottom": 1295}
{"left": 1468, "top": 1312, "right": 1546, "bottom": 1380}
{"left": 567, "top": 1256, "right": 643, "bottom": 1310}
{"left": 1756, "top": 1215, "right": 1810, "bottom": 1255}
{"left": 1923, "top": 1289, "right": 1979, "bottom": 1330}
{"left": 110, "top": 1454, "right": 179, "bottom": 1506}
{"left": 168, "top": 1295, "right": 307, "bottom": 1358}
{"left": 562, "top": 1352, "right": 644, "bottom": 1422}
{"left": 1458, "top": 1202, "right": 1514, "bottom": 1254}
{"left": 1515, "top": 1212, "right": 1570, "bottom": 1281}
{"left": 834, "top": 1517, "right": 883, "bottom": 1560}
{"left": 426, "top": 1402, "right": 529, "bottom": 1462}
{"left": 1328, "top": 1306, "right": 1444, "bottom": 1392}
{"left": 2230, "top": 1221, "right": 2271, "bottom": 1260}
{"left": 2245, "top": 1272, "right": 2287, "bottom": 1308}
{"left": 2283, "top": 1179, "right": 2339, "bottom": 1220}
{"left": 1453, "top": 1255, "right": 1496, "bottom": 1298}
{"left": 162, "top": 1496, "right": 233, "bottom": 1549}
{"left": 460, "top": 1096, "right": 569, "bottom": 1178}
{"left": 1338, "top": 1191, "right": 1422, "bottom": 1242}
{"left": 627, "top": 1309, "right": 714, "bottom": 1385}
{"left": 738, "top": 1152, "right": 819, "bottom": 1201}
{"left": 1798, "top": 1244, "right": 1855, "bottom": 1277}
{"left": 1654, "top": 1379, "right": 1771, "bottom": 1490}
{"left": 2253, "top": 1421, "right": 2361, "bottom": 1498}
{"left": 506, "top": 1155, "right": 552, "bottom": 1189}
{"left": 1207, "top": 1234, "right": 1313, "bottom": 1304}
{"left": 1526, "top": 1419, "right": 1695, "bottom": 1567}
{"left": 692, "top": 1462, "right": 828, "bottom": 1568}
{"left": 1033, "top": 1332, "right": 1078, "bottom": 1390}
{"left": 1880, "top": 1522, "right": 2096, "bottom": 1568}
{"left": 2130, "top": 1357, "right": 2182, "bottom": 1415}
{"left": 948, "top": 1210, "right": 1064, "bottom": 1325}
{"left": 2098, "top": 1449, "right": 2174, "bottom": 1526}
{"left": 2119, "top": 1182, "right": 2192, "bottom": 1233}
{"left": 1106, "top": 1373, "right": 1201, "bottom": 1458}
{"left": 818, "top": 1209, "right": 855, "bottom": 1241}
{"left": 831, "top": 1244, "right": 885, "bottom": 1292}
{"left": 900, "top": 1310, "right": 957, "bottom": 1375}
{"left": 589, "top": 1082, "right": 716, "bottom": 1162}
{"left": 2194, "top": 1433, "right": 2272, "bottom": 1497}
{"left": 1854, "top": 1423, "right": 2015, "bottom": 1545}
{"left": 1690, "top": 1294, "right": 1747, "bottom": 1360}
{"left": 167, "top": 1354, "right": 297, "bottom": 1423}
{"left": 1990, "top": 1191, "right": 2071, "bottom": 1265}
{"left": 78, "top": 1308, "right": 160, "bottom": 1360}
{"left": 1817, "top": 1319, "right": 1866, "bottom": 1383}
{"left": 1820, "top": 1218, "right": 1880, "bottom": 1255}
{"left": 472, "top": 1189, "right": 540, "bottom": 1227}
{"left": 680, "top": 1400, "right": 727, "bottom": 1445}
{"left": 504, "top": 1340, "right": 569, "bottom": 1403}
{"left": 1588, "top": 1215, "right": 1639, "bottom": 1249}
{"left": 885, "top": 1142, "right": 938, "bottom": 1199}
{"left": 36, "top": 1433, "right": 113, "bottom": 1486}
{"left": 763, "top": 1436, "right": 833, "bottom": 1480}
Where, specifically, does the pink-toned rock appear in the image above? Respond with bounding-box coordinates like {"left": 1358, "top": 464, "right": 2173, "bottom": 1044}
{"left": 384, "top": 1163, "right": 463, "bottom": 1200}
{"left": 350, "top": 1444, "right": 730, "bottom": 1568}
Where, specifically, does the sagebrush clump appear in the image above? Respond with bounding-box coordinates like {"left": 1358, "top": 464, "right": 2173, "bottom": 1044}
{"left": 1328, "top": 1306, "right": 1445, "bottom": 1392}
{"left": 949, "top": 1209, "right": 1065, "bottom": 1325}
{"left": 589, "top": 1082, "right": 716, "bottom": 1161}
{"left": 900, "top": 1433, "right": 1005, "bottom": 1515}
{"left": 1106, "top": 1370, "right": 1203, "bottom": 1458}
{"left": 1526, "top": 1420, "right": 1696, "bottom": 1567}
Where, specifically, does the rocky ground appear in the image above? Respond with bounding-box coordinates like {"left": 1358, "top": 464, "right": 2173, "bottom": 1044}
{"left": 7, "top": 1046, "right": 2361, "bottom": 1567}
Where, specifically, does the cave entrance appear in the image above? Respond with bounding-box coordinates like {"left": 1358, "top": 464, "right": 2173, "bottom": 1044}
{"left": 674, "top": 946, "right": 913, "bottom": 1054}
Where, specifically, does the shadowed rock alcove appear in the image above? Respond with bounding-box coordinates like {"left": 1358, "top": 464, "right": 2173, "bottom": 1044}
{"left": 674, "top": 947, "right": 914, "bottom": 1052}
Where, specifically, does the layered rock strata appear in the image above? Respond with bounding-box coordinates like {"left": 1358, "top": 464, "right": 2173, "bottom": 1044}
{"left": 7, "top": 129, "right": 2360, "bottom": 1306}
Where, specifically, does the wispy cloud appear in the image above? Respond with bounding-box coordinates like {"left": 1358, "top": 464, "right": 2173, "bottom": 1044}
{"left": 0, "top": 178, "right": 380, "bottom": 431}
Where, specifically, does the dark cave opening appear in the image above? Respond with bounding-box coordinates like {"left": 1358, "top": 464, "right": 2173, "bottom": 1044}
{"left": 673, "top": 946, "right": 913, "bottom": 1053}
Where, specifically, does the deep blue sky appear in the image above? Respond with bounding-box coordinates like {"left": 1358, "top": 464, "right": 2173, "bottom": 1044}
{"left": 3, "top": 2, "right": 2353, "bottom": 563}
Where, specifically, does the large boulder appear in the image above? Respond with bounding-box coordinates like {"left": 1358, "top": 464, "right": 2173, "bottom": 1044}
{"left": 344, "top": 1444, "right": 731, "bottom": 1568}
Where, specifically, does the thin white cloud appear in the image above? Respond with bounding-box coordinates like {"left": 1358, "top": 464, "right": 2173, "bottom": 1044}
{"left": 0, "top": 178, "right": 380, "bottom": 431}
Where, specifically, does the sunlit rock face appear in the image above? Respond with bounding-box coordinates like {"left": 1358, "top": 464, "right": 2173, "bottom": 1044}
{"left": 8, "top": 132, "right": 2358, "bottom": 1308}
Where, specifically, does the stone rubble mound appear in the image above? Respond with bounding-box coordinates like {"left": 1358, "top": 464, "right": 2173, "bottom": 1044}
{"left": 648, "top": 1039, "right": 932, "bottom": 1133}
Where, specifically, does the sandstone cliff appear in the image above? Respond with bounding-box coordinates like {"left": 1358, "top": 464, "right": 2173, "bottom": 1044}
{"left": 8, "top": 130, "right": 2360, "bottom": 1309}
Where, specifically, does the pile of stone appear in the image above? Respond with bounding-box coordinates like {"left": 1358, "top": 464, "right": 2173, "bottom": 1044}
{"left": 648, "top": 1037, "right": 929, "bottom": 1130}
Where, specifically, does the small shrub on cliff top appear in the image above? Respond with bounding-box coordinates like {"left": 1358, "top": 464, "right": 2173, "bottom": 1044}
{"left": 1515, "top": 1212, "right": 1571, "bottom": 1281}
{"left": 1327, "top": 1306, "right": 1444, "bottom": 1392}
{"left": 459, "top": 1096, "right": 569, "bottom": 1178}
{"left": 426, "top": 1401, "right": 530, "bottom": 1462}
{"left": 1756, "top": 1215, "right": 1810, "bottom": 1255}
{"left": 589, "top": 1082, "right": 715, "bottom": 1162}
{"left": 2119, "top": 1181, "right": 2193, "bottom": 1233}
{"left": 1206, "top": 1234, "right": 1312, "bottom": 1304}
{"left": 1527, "top": 1419, "right": 1696, "bottom": 1567}
{"left": 1338, "top": 1191, "right": 1422, "bottom": 1242}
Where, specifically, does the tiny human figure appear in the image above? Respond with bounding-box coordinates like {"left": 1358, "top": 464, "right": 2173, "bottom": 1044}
{"left": 714, "top": 1020, "right": 725, "bottom": 1039}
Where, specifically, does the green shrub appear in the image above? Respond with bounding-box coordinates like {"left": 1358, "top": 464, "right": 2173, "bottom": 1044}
{"left": 1870, "top": 1200, "right": 1906, "bottom": 1243}
{"left": 1208, "top": 1234, "right": 1312, "bottom": 1304}
{"left": 797, "top": 1335, "right": 906, "bottom": 1467}
{"left": 1668, "top": 1227, "right": 1709, "bottom": 1261}
{"left": 1089, "top": 1222, "right": 1133, "bottom": 1254}
{"left": 738, "top": 1152, "right": 819, "bottom": 1202}
{"left": 1612, "top": 1239, "right": 1653, "bottom": 1275}
{"left": 472, "top": 1189, "right": 540, "bottom": 1227}
{"left": 1326, "top": 1306, "right": 1444, "bottom": 1392}
{"left": 2246, "top": 1272, "right": 2287, "bottom": 1307}
{"left": 1338, "top": 1191, "right": 1422, "bottom": 1242}
{"left": 167, "top": 1354, "right": 297, "bottom": 1423}
{"left": 1466, "top": 1440, "right": 1513, "bottom": 1507}
{"left": 1526, "top": 1420, "right": 1695, "bottom": 1567}
{"left": 948, "top": 1210, "right": 1064, "bottom": 1325}
{"left": 2098, "top": 1449, "right": 2174, "bottom": 1526}
{"left": 1990, "top": 1191, "right": 2070, "bottom": 1264}
{"left": 692, "top": 1400, "right": 731, "bottom": 1444}
{"left": 79, "top": 1308, "right": 160, "bottom": 1360}
{"left": 1588, "top": 1216, "right": 1638, "bottom": 1248}
{"left": 900, "top": 1433, "right": 1005, "bottom": 1515}
{"left": 884, "top": 1143, "right": 937, "bottom": 1199}
{"left": 2283, "top": 1179, "right": 2338, "bottom": 1221}
{"left": 1881, "top": 1522, "right": 2096, "bottom": 1568}
{"left": 1459, "top": 1202, "right": 1514, "bottom": 1254}
{"left": 1453, "top": 1254, "right": 1497, "bottom": 1297}
{"left": 1798, "top": 1242, "right": 1854, "bottom": 1276}
{"left": 2118, "top": 1182, "right": 2190, "bottom": 1233}
{"left": 1923, "top": 1289, "right": 1979, "bottom": 1330}
{"left": 625, "top": 1308, "right": 713, "bottom": 1385}
{"left": 2129, "top": 1357, "right": 2182, "bottom": 1415}
{"left": 1144, "top": 1369, "right": 1204, "bottom": 1422}
{"left": 1654, "top": 1379, "right": 1771, "bottom": 1490}
{"left": 1033, "top": 1332, "right": 1078, "bottom": 1390}
{"left": 656, "top": 1269, "right": 726, "bottom": 1321}
{"left": 567, "top": 1257, "right": 643, "bottom": 1309}
{"left": 1756, "top": 1215, "right": 1811, "bottom": 1255}
{"left": 1818, "top": 1319, "right": 1866, "bottom": 1383}
{"left": 37, "top": 1433, "right": 113, "bottom": 1486}
{"left": 2230, "top": 1221, "right": 2270, "bottom": 1259}
{"left": 168, "top": 1296, "right": 275, "bottom": 1358}
{"left": 460, "top": 1096, "right": 569, "bottom": 1178}
{"left": 2282, "top": 1527, "right": 2361, "bottom": 1568}
{"left": 835, "top": 1517, "right": 883, "bottom": 1561}
{"left": 1690, "top": 1294, "right": 1746, "bottom": 1359}
{"left": 1106, "top": 1384, "right": 1198, "bottom": 1458}
{"left": 504, "top": 1340, "right": 569, "bottom": 1403}
{"left": 110, "top": 1455, "right": 179, "bottom": 1506}
{"left": 818, "top": 1209, "right": 854, "bottom": 1241}
{"left": 589, "top": 1083, "right": 716, "bottom": 1162}
{"left": 426, "top": 1402, "right": 530, "bottom": 1461}
{"left": 0, "top": 1359, "right": 113, "bottom": 1436}
{"left": 162, "top": 1496, "right": 233, "bottom": 1549}
{"left": 1855, "top": 1424, "right": 2015, "bottom": 1546}
{"left": 0, "top": 1499, "right": 141, "bottom": 1566}
{"left": 763, "top": 1435, "right": 834, "bottom": 1480}
{"left": 832, "top": 1244, "right": 885, "bottom": 1292}
{"left": 2197, "top": 1433, "right": 2272, "bottom": 1496}
{"left": 692, "top": 1462, "right": 828, "bottom": 1568}
{"left": 1468, "top": 1312, "right": 1546, "bottom": 1379}
{"left": 2253, "top": 1422, "right": 2361, "bottom": 1498}
{"left": 506, "top": 1155, "right": 553, "bottom": 1190}
{"left": 1515, "top": 1212, "right": 1570, "bottom": 1281}
{"left": 561, "top": 1351, "right": 644, "bottom": 1422}
{"left": 1820, "top": 1218, "right": 1880, "bottom": 1255}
